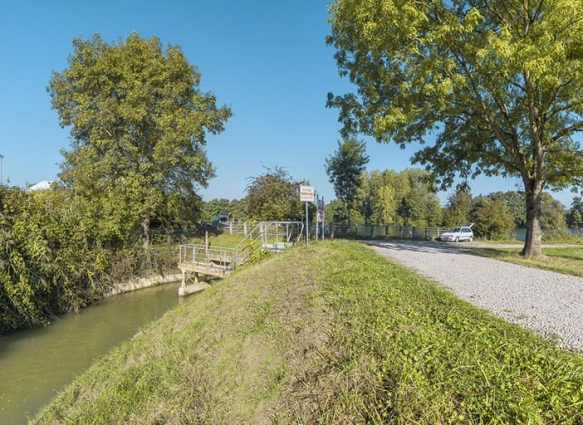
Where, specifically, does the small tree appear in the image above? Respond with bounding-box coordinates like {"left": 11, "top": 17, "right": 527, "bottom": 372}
{"left": 540, "top": 193, "right": 566, "bottom": 231}
{"left": 442, "top": 184, "right": 473, "bottom": 228}
{"left": 325, "top": 138, "right": 369, "bottom": 225}
{"left": 472, "top": 196, "right": 516, "bottom": 240}
{"left": 567, "top": 197, "right": 583, "bottom": 228}
{"left": 245, "top": 167, "right": 305, "bottom": 221}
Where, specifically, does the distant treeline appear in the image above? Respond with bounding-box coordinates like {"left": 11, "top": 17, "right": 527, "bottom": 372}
{"left": 204, "top": 168, "right": 583, "bottom": 241}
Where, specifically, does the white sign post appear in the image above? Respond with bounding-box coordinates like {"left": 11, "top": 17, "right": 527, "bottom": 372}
{"left": 300, "top": 185, "right": 314, "bottom": 246}
{"left": 317, "top": 196, "right": 325, "bottom": 240}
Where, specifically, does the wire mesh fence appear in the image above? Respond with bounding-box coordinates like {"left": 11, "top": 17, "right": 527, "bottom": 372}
{"left": 325, "top": 223, "right": 447, "bottom": 240}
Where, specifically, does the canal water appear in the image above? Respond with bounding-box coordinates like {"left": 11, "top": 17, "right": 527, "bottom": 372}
{"left": 0, "top": 281, "right": 182, "bottom": 424}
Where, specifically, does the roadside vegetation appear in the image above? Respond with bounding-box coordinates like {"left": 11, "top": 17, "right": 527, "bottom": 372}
{"left": 32, "top": 241, "right": 583, "bottom": 424}
{"left": 1, "top": 33, "right": 230, "bottom": 334}
{"left": 473, "top": 246, "right": 583, "bottom": 278}
{"left": 0, "top": 184, "right": 195, "bottom": 334}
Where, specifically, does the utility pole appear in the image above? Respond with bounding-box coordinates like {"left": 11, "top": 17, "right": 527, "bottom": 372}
{"left": 0, "top": 154, "right": 4, "bottom": 184}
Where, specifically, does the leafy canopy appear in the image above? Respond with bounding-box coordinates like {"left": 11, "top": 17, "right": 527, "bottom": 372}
{"left": 359, "top": 168, "right": 441, "bottom": 226}
{"left": 327, "top": 0, "right": 583, "bottom": 188}
{"left": 326, "top": 138, "right": 369, "bottom": 202}
{"left": 327, "top": 0, "right": 583, "bottom": 255}
{"left": 245, "top": 166, "right": 306, "bottom": 221}
{"left": 48, "top": 32, "right": 231, "bottom": 245}
{"left": 325, "top": 137, "right": 369, "bottom": 224}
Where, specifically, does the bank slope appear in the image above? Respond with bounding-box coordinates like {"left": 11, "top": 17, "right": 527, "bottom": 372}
{"left": 31, "top": 241, "right": 583, "bottom": 424}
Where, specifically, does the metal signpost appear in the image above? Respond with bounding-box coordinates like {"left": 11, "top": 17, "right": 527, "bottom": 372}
{"left": 300, "top": 185, "right": 314, "bottom": 246}
{"left": 317, "top": 196, "right": 325, "bottom": 240}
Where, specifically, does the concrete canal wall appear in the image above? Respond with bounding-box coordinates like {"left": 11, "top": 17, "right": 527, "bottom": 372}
{"left": 106, "top": 273, "right": 182, "bottom": 297}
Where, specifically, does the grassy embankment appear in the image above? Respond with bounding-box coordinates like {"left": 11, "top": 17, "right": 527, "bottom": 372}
{"left": 32, "top": 240, "right": 583, "bottom": 424}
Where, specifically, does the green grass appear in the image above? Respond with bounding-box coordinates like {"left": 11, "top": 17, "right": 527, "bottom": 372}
{"left": 473, "top": 246, "right": 583, "bottom": 277}
{"left": 31, "top": 241, "right": 583, "bottom": 424}
{"left": 208, "top": 232, "right": 247, "bottom": 248}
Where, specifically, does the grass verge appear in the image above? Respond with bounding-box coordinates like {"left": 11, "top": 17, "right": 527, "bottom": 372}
{"left": 473, "top": 246, "right": 583, "bottom": 277}
{"left": 31, "top": 241, "right": 583, "bottom": 424}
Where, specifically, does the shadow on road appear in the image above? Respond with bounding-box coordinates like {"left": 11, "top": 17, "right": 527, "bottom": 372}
{"left": 362, "top": 239, "right": 478, "bottom": 255}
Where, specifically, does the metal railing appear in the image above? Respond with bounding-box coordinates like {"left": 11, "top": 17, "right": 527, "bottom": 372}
{"left": 235, "top": 221, "right": 304, "bottom": 254}
{"left": 329, "top": 223, "right": 447, "bottom": 240}
{"left": 178, "top": 244, "right": 243, "bottom": 272}
{"left": 178, "top": 221, "right": 304, "bottom": 275}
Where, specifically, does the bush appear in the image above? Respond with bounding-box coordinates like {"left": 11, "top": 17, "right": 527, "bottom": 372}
{"left": 472, "top": 196, "right": 516, "bottom": 239}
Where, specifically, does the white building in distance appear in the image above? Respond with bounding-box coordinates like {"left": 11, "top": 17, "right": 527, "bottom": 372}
{"left": 27, "top": 180, "right": 54, "bottom": 191}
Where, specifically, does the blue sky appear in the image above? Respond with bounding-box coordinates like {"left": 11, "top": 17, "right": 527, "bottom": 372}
{"left": 0, "top": 0, "right": 578, "bottom": 207}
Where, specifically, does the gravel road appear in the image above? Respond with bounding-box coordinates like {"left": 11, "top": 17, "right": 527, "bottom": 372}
{"left": 366, "top": 240, "right": 583, "bottom": 352}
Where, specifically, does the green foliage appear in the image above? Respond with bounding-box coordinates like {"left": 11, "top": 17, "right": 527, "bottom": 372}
{"left": 472, "top": 195, "right": 516, "bottom": 239}
{"left": 48, "top": 32, "right": 231, "bottom": 249}
{"left": 325, "top": 198, "right": 349, "bottom": 223}
{"left": 567, "top": 197, "right": 583, "bottom": 228}
{"left": 441, "top": 184, "right": 473, "bottom": 227}
{"left": 203, "top": 198, "right": 247, "bottom": 222}
{"left": 31, "top": 242, "right": 583, "bottom": 423}
{"left": 540, "top": 192, "right": 567, "bottom": 230}
{"left": 245, "top": 166, "right": 308, "bottom": 221}
{"left": 0, "top": 184, "right": 183, "bottom": 334}
{"left": 327, "top": 0, "right": 583, "bottom": 256}
{"left": 361, "top": 171, "right": 400, "bottom": 224}
{"left": 0, "top": 186, "right": 109, "bottom": 333}
{"left": 475, "top": 190, "right": 566, "bottom": 232}
{"left": 358, "top": 168, "right": 441, "bottom": 225}
{"left": 494, "top": 190, "right": 527, "bottom": 227}
{"left": 325, "top": 137, "right": 369, "bottom": 224}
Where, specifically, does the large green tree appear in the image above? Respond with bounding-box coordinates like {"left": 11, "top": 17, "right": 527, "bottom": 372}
{"left": 325, "top": 137, "right": 369, "bottom": 225}
{"left": 48, "top": 32, "right": 231, "bottom": 250}
{"left": 328, "top": 0, "right": 583, "bottom": 256}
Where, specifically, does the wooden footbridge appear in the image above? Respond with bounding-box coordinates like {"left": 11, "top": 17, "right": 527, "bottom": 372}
{"left": 177, "top": 221, "right": 303, "bottom": 296}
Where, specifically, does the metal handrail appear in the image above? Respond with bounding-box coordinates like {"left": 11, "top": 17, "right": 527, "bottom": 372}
{"left": 178, "top": 221, "right": 305, "bottom": 273}
{"left": 234, "top": 221, "right": 304, "bottom": 254}
{"left": 178, "top": 244, "right": 243, "bottom": 271}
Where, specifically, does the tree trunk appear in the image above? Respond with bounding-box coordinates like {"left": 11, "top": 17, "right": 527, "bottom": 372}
{"left": 141, "top": 215, "right": 153, "bottom": 273}
{"left": 521, "top": 183, "right": 543, "bottom": 257}
{"left": 141, "top": 215, "right": 150, "bottom": 252}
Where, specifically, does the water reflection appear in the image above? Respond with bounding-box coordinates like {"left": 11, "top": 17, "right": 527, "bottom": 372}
{"left": 0, "top": 281, "right": 181, "bottom": 424}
